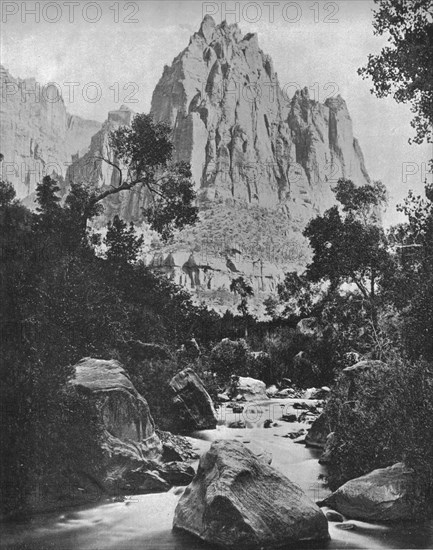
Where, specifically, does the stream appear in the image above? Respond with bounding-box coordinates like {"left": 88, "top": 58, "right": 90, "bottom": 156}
{"left": 1, "top": 399, "right": 433, "bottom": 549}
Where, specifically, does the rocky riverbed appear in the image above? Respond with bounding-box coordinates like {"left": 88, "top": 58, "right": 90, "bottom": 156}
{"left": 2, "top": 399, "right": 433, "bottom": 550}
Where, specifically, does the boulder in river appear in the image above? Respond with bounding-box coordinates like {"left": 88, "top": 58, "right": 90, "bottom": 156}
{"left": 170, "top": 368, "right": 218, "bottom": 431}
{"left": 320, "top": 463, "right": 426, "bottom": 522}
{"left": 71, "top": 357, "right": 163, "bottom": 495}
{"left": 233, "top": 376, "right": 269, "bottom": 401}
{"left": 120, "top": 468, "right": 170, "bottom": 494}
{"left": 280, "top": 413, "right": 297, "bottom": 422}
{"left": 275, "top": 387, "right": 297, "bottom": 398}
{"left": 72, "top": 357, "right": 162, "bottom": 460}
{"left": 157, "top": 462, "right": 195, "bottom": 486}
{"left": 286, "top": 429, "right": 307, "bottom": 440}
{"left": 217, "top": 391, "right": 230, "bottom": 402}
{"left": 228, "top": 420, "right": 246, "bottom": 429}
{"left": 156, "top": 430, "right": 199, "bottom": 462}
{"left": 173, "top": 439, "right": 329, "bottom": 549}
{"left": 71, "top": 358, "right": 200, "bottom": 496}
{"left": 266, "top": 384, "right": 278, "bottom": 397}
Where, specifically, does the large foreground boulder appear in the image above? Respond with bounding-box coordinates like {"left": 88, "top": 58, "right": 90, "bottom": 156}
{"left": 234, "top": 376, "right": 269, "bottom": 401}
{"left": 15, "top": 358, "right": 195, "bottom": 515}
{"left": 173, "top": 440, "right": 329, "bottom": 549}
{"left": 71, "top": 358, "right": 164, "bottom": 494}
{"left": 71, "top": 358, "right": 195, "bottom": 495}
{"left": 320, "top": 463, "right": 426, "bottom": 521}
{"left": 170, "top": 368, "right": 218, "bottom": 431}
{"left": 72, "top": 358, "right": 162, "bottom": 463}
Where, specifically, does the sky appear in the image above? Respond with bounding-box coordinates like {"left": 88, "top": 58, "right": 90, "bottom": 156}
{"left": 1, "top": 0, "right": 431, "bottom": 225}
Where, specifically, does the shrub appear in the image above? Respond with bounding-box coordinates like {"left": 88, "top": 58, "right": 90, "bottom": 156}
{"left": 325, "top": 359, "right": 433, "bottom": 500}
{"left": 209, "top": 339, "right": 251, "bottom": 384}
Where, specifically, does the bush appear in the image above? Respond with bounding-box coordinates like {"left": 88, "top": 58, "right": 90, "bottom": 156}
{"left": 261, "top": 326, "right": 337, "bottom": 387}
{"left": 325, "top": 359, "right": 433, "bottom": 499}
{"left": 209, "top": 339, "right": 250, "bottom": 384}
{"left": 262, "top": 328, "right": 301, "bottom": 384}
{"left": 208, "top": 338, "right": 271, "bottom": 386}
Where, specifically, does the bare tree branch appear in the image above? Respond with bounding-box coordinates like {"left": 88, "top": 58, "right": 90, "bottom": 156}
{"left": 92, "top": 156, "right": 123, "bottom": 187}
{"left": 146, "top": 184, "right": 165, "bottom": 199}
{"left": 351, "top": 272, "right": 370, "bottom": 300}
{"left": 89, "top": 177, "right": 144, "bottom": 207}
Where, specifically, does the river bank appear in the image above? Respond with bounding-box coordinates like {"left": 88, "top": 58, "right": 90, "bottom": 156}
{"left": 1, "top": 399, "right": 433, "bottom": 549}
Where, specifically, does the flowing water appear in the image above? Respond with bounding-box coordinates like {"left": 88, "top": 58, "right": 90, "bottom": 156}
{"left": 1, "top": 399, "right": 433, "bottom": 549}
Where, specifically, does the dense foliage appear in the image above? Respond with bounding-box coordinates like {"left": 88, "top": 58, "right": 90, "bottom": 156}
{"left": 107, "top": 114, "right": 199, "bottom": 239}
{"left": 0, "top": 172, "right": 217, "bottom": 515}
{"left": 325, "top": 360, "right": 433, "bottom": 502}
{"left": 315, "top": 1, "right": 433, "bottom": 496}
{"left": 359, "top": 0, "right": 433, "bottom": 147}
{"left": 261, "top": 174, "right": 433, "bottom": 498}
{"left": 0, "top": 111, "right": 206, "bottom": 515}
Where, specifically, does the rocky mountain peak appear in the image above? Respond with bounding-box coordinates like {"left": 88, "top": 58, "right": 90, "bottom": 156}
{"left": 325, "top": 94, "right": 350, "bottom": 113}
{"left": 198, "top": 14, "right": 217, "bottom": 43}
{"left": 150, "top": 18, "right": 370, "bottom": 216}
{"left": 59, "top": 19, "right": 372, "bottom": 310}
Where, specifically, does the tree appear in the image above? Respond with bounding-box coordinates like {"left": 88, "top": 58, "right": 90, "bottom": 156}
{"left": 93, "top": 113, "right": 199, "bottom": 239}
{"left": 0, "top": 179, "right": 16, "bottom": 208}
{"left": 230, "top": 276, "right": 253, "bottom": 317}
{"left": 104, "top": 215, "right": 144, "bottom": 265}
{"left": 277, "top": 271, "right": 318, "bottom": 319}
{"left": 36, "top": 175, "right": 61, "bottom": 215}
{"left": 209, "top": 338, "right": 251, "bottom": 384}
{"left": 230, "top": 276, "right": 254, "bottom": 337}
{"left": 303, "top": 179, "right": 391, "bottom": 328}
{"left": 333, "top": 179, "right": 387, "bottom": 224}
{"left": 142, "top": 161, "right": 197, "bottom": 241}
{"left": 34, "top": 175, "right": 63, "bottom": 235}
{"left": 359, "top": 0, "right": 433, "bottom": 146}
{"left": 384, "top": 183, "right": 433, "bottom": 358}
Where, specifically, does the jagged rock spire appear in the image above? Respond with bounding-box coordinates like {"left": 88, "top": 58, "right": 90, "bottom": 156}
{"left": 150, "top": 17, "right": 370, "bottom": 219}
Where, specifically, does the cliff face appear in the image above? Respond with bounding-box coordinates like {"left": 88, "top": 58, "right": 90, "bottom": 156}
{"left": 0, "top": 65, "right": 101, "bottom": 198}
{"left": 64, "top": 16, "right": 370, "bottom": 232}
{"left": 150, "top": 16, "right": 370, "bottom": 228}
{"left": 46, "top": 17, "right": 372, "bottom": 307}
{"left": 64, "top": 105, "right": 152, "bottom": 224}
{"left": 146, "top": 16, "right": 371, "bottom": 304}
